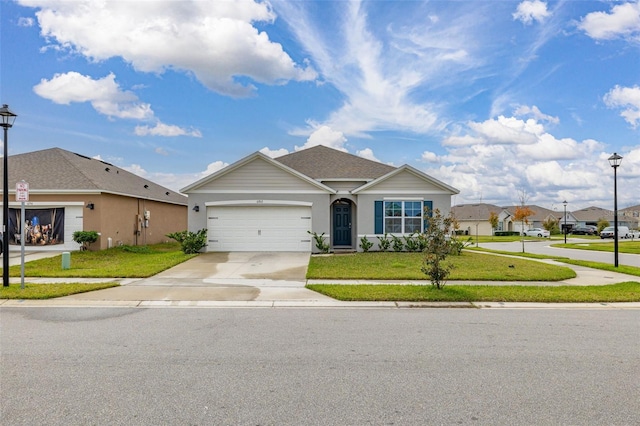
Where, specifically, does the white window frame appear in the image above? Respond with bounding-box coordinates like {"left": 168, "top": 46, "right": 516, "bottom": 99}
{"left": 383, "top": 200, "right": 423, "bottom": 234}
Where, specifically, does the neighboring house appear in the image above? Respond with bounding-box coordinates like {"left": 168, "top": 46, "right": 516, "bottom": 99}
{"left": 181, "top": 145, "right": 459, "bottom": 252}
{"left": 452, "top": 203, "right": 577, "bottom": 235}
{"left": 574, "top": 205, "right": 638, "bottom": 230}
{"left": 450, "top": 203, "right": 503, "bottom": 236}
{"left": 620, "top": 205, "right": 640, "bottom": 230}
{"left": 0, "top": 148, "right": 187, "bottom": 251}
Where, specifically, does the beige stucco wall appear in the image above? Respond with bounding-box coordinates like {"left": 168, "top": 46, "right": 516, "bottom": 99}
{"left": 17, "top": 193, "right": 186, "bottom": 250}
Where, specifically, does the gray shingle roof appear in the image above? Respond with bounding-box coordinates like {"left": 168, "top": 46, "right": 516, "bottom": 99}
{"left": 275, "top": 145, "right": 396, "bottom": 180}
{"left": 1, "top": 148, "right": 186, "bottom": 205}
{"left": 571, "top": 206, "right": 612, "bottom": 222}
{"left": 451, "top": 203, "right": 503, "bottom": 220}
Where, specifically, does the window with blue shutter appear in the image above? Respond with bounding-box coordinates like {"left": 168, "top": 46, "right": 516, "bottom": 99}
{"left": 375, "top": 200, "right": 433, "bottom": 234}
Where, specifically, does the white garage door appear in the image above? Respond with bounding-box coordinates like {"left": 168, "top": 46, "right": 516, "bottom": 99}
{"left": 207, "top": 206, "right": 312, "bottom": 252}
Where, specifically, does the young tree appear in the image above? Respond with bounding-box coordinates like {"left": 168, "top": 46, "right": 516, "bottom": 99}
{"left": 542, "top": 217, "right": 560, "bottom": 235}
{"left": 421, "top": 208, "right": 455, "bottom": 289}
{"left": 514, "top": 205, "right": 536, "bottom": 253}
{"left": 597, "top": 218, "right": 609, "bottom": 234}
{"left": 488, "top": 211, "right": 499, "bottom": 236}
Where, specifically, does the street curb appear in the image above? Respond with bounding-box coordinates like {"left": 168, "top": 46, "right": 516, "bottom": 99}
{"left": 1, "top": 298, "right": 639, "bottom": 309}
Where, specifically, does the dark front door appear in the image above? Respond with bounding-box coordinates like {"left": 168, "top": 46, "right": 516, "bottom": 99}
{"left": 334, "top": 204, "right": 351, "bottom": 246}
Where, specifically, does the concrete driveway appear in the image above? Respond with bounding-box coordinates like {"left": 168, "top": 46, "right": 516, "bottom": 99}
{"left": 62, "top": 252, "right": 333, "bottom": 303}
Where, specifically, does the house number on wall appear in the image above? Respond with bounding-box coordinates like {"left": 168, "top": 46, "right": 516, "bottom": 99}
{"left": 256, "top": 200, "right": 263, "bottom": 204}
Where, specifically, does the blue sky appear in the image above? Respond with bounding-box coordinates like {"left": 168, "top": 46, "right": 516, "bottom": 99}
{"left": 1, "top": 0, "right": 639, "bottom": 211}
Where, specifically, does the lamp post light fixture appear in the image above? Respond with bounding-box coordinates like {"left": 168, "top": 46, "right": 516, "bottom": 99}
{"left": 563, "top": 200, "right": 568, "bottom": 244}
{"left": 1, "top": 104, "right": 18, "bottom": 287}
{"left": 608, "top": 152, "right": 623, "bottom": 268}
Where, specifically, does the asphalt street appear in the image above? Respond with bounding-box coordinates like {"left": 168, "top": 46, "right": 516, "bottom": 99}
{"left": 1, "top": 307, "right": 639, "bottom": 425}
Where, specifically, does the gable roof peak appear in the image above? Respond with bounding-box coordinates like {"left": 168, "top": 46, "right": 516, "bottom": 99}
{"left": 275, "top": 145, "right": 396, "bottom": 180}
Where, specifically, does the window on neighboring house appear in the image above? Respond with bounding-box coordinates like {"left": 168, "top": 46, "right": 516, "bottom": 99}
{"left": 384, "top": 201, "right": 422, "bottom": 234}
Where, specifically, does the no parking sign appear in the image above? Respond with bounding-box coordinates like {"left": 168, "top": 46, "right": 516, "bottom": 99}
{"left": 16, "top": 181, "right": 29, "bottom": 201}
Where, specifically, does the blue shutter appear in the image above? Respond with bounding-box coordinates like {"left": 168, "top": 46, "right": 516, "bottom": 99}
{"left": 423, "top": 200, "right": 433, "bottom": 231}
{"left": 375, "top": 201, "right": 383, "bottom": 234}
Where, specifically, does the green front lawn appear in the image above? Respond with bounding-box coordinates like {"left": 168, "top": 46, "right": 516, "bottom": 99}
{"left": 307, "top": 251, "right": 576, "bottom": 281}
{"left": 1, "top": 243, "right": 196, "bottom": 278}
{"left": 0, "top": 282, "right": 120, "bottom": 299}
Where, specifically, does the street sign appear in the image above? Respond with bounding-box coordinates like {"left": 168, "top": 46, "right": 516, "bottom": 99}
{"left": 16, "top": 181, "right": 29, "bottom": 202}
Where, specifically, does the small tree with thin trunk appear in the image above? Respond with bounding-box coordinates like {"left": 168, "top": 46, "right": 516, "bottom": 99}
{"left": 488, "top": 211, "right": 499, "bottom": 236}
{"left": 421, "top": 208, "right": 455, "bottom": 289}
{"left": 514, "top": 206, "right": 535, "bottom": 253}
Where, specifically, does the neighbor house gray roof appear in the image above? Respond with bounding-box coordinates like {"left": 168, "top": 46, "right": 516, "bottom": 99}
{"left": 275, "top": 145, "right": 397, "bottom": 180}
{"left": 1, "top": 148, "right": 186, "bottom": 205}
{"left": 571, "top": 206, "right": 612, "bottom": 222}
{"left": 500, "top": 205, "right": 559, "bottom": 222}
{"left": 451, "top": 203, "right": 503, "bottom": 220}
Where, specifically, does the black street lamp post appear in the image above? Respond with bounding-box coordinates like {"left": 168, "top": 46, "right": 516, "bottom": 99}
{"left": 563, "top": 200, "right": 568, "bottom": 244}
{"left": 608, "top": 153, "right": 623, "bottom": 268}
{"left": 1, "top": 104, "right": 18, "bottom": 287}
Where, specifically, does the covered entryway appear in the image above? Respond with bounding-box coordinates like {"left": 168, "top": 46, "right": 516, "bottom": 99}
{"left": 207, "top": 205, "right": 312, "bottom": 252}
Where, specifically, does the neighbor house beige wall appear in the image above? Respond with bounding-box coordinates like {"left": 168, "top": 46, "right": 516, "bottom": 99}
{"left": 19, "top": 193, "right": 187, "bottom": 250}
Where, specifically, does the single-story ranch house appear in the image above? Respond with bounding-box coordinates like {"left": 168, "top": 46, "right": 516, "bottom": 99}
{"left": 182, "top": 145, "right": 459, "bottom": 252}
{"left": 452, "top": 203, "right": 639, "bottom": 236}
{"left": 0, "top": 148, "right": 187, "bottom": 251}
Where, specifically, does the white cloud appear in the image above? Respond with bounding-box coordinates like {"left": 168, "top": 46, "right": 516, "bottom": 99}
{"left": 155, "top": 147, "right": 168, "bottom": 156}
{"left": 513, "top": 1, "right": 550, "bottom": 25}
{"left": 122, "top": 159, "right": 229, "bottom": 193}
{"left": 295, "top": 125, "right": 347, "bottom": 151}
{"left": 201, "top": 161, "right": 229, "bottom": 177}
{"left": 33, "top": 71, "right": 200, "bottom": 136}
{"left": 21, "top": 0, "right": 316, "bottom": 97}
{"left": 135, "top": 123, "right": 202, "bottom": 138}
{"left": 604, "top": 85, "right": 640, "bottom": 127}
{"left": 425, "top": 115, "right": 620, "bottom": 210}
{"left": 123, "top": 163, "right": 148, "bottom": 178}
{"left": 275, "top": 0, "right": 486, "bottom": 139}
{"left": 18, "top": 17, "right": 34, "bottom": 27}
{"left": 356, "top": 148, "right": 379, "bottom": 162}
{"left": 33, "top": 72, "right": 154, "bottom": 120}
{"left": 514, "top": 105, "right": 559, "bottom": 124}
{"left": 578, "top": 1, "right": 640, "bottom": 42}
{"left": 259, "top": 147, "right": 290, "bottom": 158}
{"left": 420, "top": 151, "right": 439, "bottom": 163}
{"left": 468, "top": 116, "right": 543, "bottom": 145}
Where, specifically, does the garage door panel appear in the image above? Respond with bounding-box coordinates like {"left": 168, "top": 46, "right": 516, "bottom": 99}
{"left": 207, "top": 206, "right": 312, "bottom": 252}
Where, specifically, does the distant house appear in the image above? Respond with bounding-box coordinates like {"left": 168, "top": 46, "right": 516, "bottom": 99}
{"left": 0, "top": 148, "right": 187, "bottom": 251}
{"left": 182, "top": 145, "right": 459, "bottom": 252}
{"left": 572, "top": 205, "right": 639, "bottom": 230}
{"left": 620, "top": 205, "right": 640, "bottom": 230}
{"left": 450, "top": 203, "right": 503, "bottom": 236}
{"left": 452, "top": 203, "right": 577, "bottom": 235}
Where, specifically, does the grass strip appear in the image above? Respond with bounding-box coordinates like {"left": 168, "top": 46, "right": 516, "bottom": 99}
{"left": 1, "top": 243, "right": 196, "bottom": 278}
{"left": 551, "top": 241, "right": 640, "bottom": 254}
{"left": 307, "top": 251, "right": 576, "bottom": 281}
{"left": 466, "top": 246, "right": 570, "bottom": 260}
{"left": 306, "top": 282, "right": 640, "bottom": 303}
{"left": 557, "top": 259, "right": 640, "bottom": 277}
{"left": 0, "top": 282, "right": 120, "bottom": 299}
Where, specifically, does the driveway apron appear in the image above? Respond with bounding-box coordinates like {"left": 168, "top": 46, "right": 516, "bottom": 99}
{"left": 61, "top": 252, "right": 333, "bottom": 302}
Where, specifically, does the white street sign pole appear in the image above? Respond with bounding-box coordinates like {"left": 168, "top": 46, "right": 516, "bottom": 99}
{"left": 20, "top": 201, "right": 25, "bottom": 289}
{"left": 16, "top": 181, "right": 28, "bottom": 289}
